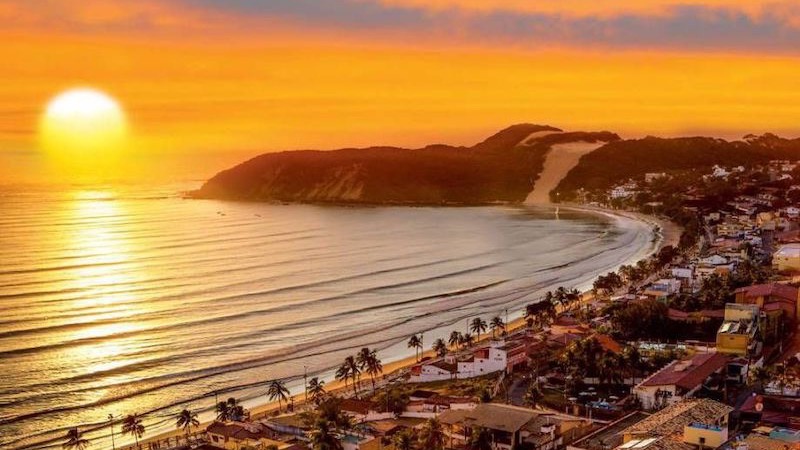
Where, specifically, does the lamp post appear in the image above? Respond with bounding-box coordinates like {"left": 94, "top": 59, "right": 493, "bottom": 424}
{"left": 304, "top": 365, "right": 308, "bottom": 405}
{"left": 108, "top": 414, "right": 116, "bottom": 450}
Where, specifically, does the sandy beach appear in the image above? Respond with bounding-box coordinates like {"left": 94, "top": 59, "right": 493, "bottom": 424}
{"left": 125, "top": 201, "right": 682, "bottom": 450}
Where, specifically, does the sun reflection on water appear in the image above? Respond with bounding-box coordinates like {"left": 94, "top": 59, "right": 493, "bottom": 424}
{"left": 54, "top": 190, "right": 149, "bottom": 399}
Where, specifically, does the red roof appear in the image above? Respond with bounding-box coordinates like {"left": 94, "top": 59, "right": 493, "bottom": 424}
{"left": 340, "top": 398, "right": 378, "bottom": 415}
{"left": 206, "top": 422, "right": 275, "bottom": 440}
{"left": 595, "top": 334, "right": 623, "bottom": 354}
{"left": 736, "top": 283, "right": 798, "bottom": 303}
{"left": 640, "top": 352, "right": 729, "bottom": 390}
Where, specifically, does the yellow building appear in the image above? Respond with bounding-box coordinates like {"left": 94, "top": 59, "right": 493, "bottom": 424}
{"left": 715, "top": 304, "right": 759, "bottom": 357}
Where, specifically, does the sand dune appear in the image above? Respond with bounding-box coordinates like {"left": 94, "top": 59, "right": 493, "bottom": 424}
{"left": 525, "top": 140, "right": 607, "bottom": 204}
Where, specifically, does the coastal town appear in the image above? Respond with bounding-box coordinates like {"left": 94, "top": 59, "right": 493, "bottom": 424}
{"left": 57, "top": 159, "right": 800, "bottom": 450}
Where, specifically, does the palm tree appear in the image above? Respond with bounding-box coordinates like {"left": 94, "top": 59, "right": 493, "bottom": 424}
{"left": 419, "top": 418, "right": 446, "bottom": 450}
{"left": 335, "top": 361, "right": 351, "bottom": 392}
{"left": 470, "top": 318, "right": 487, "bottom": 342}
{"left": 490, "top": 316, "right": 505, "bottom": 338}
{"left": 215, "top": 400, "right": 231, "bottom": 422}
{"left": 365, "top": 350, "right": 383, "bottom": 391}
{"left": 310, "top": 418, "right": 343, "bottom": 450}
{"left": 623, "top": 346, "right": 642, "bottom": 384}
{"left": 175, "top": 409, "right": 199, "bottom": 439}
{"left": 408, "top": 335, "right": 423, "bottom": 361}
{"left": 121, "top": 414, "right": 145, "bottom": 449}
{"left": 432, "top": 338, "right": 447, "bottom": 357}
{"left": 356, "top": 347, "right": 373, "bottom": 372}
{"left": 461, "top": 332, "right": 475, "bottom": 348}
{"left": 225, "top": 397, "right": 247, "bottom": 422}
{"left": 448, "top": 331, "right": 462, "bottom": 350}
{"left": 267, "top": 379, "right": 291, "bottom": 413}
{"left": 344, "top": 355, "right": 361, "bottom": 396}
{"left": 394, "top": 429, "right": 416, "bottom": 450}
{"left": 308, "top": 377, "right": 327, "bottom": 404}
{"left": 62, "top": 428, "right": 90, "bottom": 450}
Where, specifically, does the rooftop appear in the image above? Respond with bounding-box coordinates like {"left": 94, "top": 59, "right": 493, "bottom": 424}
{"left": 622, "top": 399, "right": 732, "bottom": 438}
{"left": 735, "top": 283, "right": 799, "bottom": 303}
{"left": 638, "top": 352, "right": 728, "bottom": 390}
{"left": 439, "top": 403, "right": 550, "bottom": 433}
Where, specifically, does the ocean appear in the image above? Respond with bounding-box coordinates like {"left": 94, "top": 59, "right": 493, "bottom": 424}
{"left": 0, "top": 183, "right": 658, "bottom": 449}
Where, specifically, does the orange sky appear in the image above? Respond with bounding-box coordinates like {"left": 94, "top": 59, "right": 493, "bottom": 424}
{"left": 2, "top": 0, "right": 800, "bottom": 183}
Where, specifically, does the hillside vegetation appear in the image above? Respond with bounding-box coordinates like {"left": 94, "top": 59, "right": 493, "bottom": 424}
{"left": 554, "top": 134, "right": 800, "bottom": 200}
{"left": 194, "top": 125, "right": 618, "bottom": 205}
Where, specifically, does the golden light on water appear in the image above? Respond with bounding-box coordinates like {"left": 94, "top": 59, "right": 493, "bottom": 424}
{"left": 39, "top": 88, "right": 129, "bottom": 178}
{"left": 57, "top": 191, "right": 147, "bottom": 388}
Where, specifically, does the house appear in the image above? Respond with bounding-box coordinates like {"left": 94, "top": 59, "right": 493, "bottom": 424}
{"left": 618, "top": 398, "right": 733, "bottom": 450}
{"left": 735, "top": 283, "right": 800, "bottom": 336}
{"left": 716, "top": 303, "right": 760, "bottom": 357}
{"left": 403, "top": 394, "right": 475, "bottom": 418}
{"left": 642, "top": 279, "right": 682, "bottom": 302}
{"left": 774, "top": 244, "right": 800, "bottom": 272}
{"left": 439, "top": 403, "right": 590, "bottom": 450}
{"left": 645, "top": 173, "right": 667, "bottom": 183}
{"left": 339, "top": 398, "right": 394, "bottom": 422}
{"left": 632, "top": 352, "right": 729, "bottom": 410}
{"left": 410, "top": 339, "right": 526, "bottom": 382}
{"left": 205, "top": 421, "right": 289, "bottom": 450}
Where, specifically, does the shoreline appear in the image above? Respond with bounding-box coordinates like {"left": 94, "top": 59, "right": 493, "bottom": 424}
{"left": 113, "top": 204, "right": 682, "bottom": 450}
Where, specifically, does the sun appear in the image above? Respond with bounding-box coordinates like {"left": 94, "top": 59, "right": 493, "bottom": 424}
{"left": 40, "top": 88, "right": 129, "bottom": 175}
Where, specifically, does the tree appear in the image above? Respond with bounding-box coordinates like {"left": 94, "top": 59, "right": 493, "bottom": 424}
{"left": 622, "top": 346, "right": 643, "bottom": 384}
{"left": 408, "top": 335, "right": 423, "bottom": 361}
{"left": 749, "top": 366, "right": 773, "bottom": 391}
{"left": 308, "top": 377, "right": 327, "bottom": 404}
{"left": 524, "top": 383, "right": 542, "bottom": 409}
{"left": 432, "top": 338, "right": 447, "bottom": 357}
{"left": 394, "top": 429, "right": 416, "bottom": 450}
{"left": 365, "top": 350, "right": 384, "bottom": 391}
{"left": 356, "top": 347, "right": 373, "bottom": 373}
{"left": 62, "top": 428, "right": 90, "bottom": 450}
{"left": 335, "top": 361, "right": 351, "bottom": 392}
{"left": 220, "top": 397, "right": 247, "bottom": 422}
{"left": 419, "top": 418, "right": 446, "bottom": 450}
{"left": 215, "top": 400, "right": 231, "bottom": 422}
{"left": 121, "top": 414, "right": 145, "bottom": 449}
{"left": 175, "top": 409, "right": 199, "bottom": 439}
{"left": 490, "top": 316, "right": 505, "bottom": 338}
{"left": 460, "top": 332, "right": 475, "bottom": 348}
{"left": 344, "top": 356, "right": 361, "bottom": 396}
{"left": 449, "top": 331, "right": 462, "bottom": 350}
{"left": 268, "top": 379, "right": 291, "bottom": 413}
{"left": 310, "top": 419, "right": 343, "bottom": 450}
{"left": 469, "top": 427, "right": 493, "bottom": 450}
{"left": 470, "top": 318, "right": 487, "bottom": 342}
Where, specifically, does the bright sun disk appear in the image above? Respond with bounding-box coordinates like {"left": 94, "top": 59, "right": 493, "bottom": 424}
{"left": 40, "top": 88, "right": 129, "bottom": 175}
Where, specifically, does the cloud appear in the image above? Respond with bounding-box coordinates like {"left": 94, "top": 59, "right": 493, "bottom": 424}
{"left": 366, "top": 0, "right": 800, "bottom": 22}
{"left": 2, "top": 0, "right": 800, "bottom": 53}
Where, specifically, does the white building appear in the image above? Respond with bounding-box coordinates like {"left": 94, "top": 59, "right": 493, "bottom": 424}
{"left": 409, "top": 340, "right": 514, "bottom": 383}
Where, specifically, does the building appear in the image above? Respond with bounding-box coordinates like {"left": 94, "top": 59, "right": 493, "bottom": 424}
{"left": 617, "top": 399, "right": 733, "bottom": 450}
{"left": 735, "top": 283, "right": 800, "bottom": 320}
{"left": 439, "top": 403, "right": 590, "bottom": 450}
{"left": 633, "top": 352, "right": 729, "bottom": 410}
{"left": 410, "top": 339, "right": 527, "bottom": 382}
{"left": 339, "top": 398, "right": 394, "bottom": 422}
{"left": 774, "top": 244, "right": 800, "bottom": 272}
{"left": 205, "top": 421, "right": 290, "bottom": 450}
{"left": 735, "top": 283, "right": 800, "bottom": 343}
{"left": 716, "top": 303, "right": 760, "bottom": 356}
